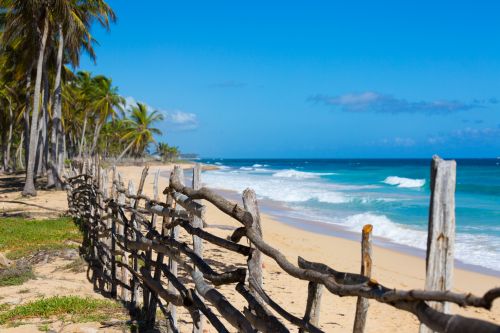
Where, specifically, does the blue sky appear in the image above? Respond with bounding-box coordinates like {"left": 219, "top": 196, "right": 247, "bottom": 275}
{"left": 81, "top": 0, "right": 500, "bottom": 158}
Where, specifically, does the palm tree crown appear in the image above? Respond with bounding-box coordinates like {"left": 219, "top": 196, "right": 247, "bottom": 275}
{"left": 118, "top": 102, "right": 163, "bottom": 159}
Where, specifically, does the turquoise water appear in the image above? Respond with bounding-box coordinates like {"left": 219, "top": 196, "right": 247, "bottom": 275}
{"left": 200, "top": 158, "right": 500, "bottom": 273}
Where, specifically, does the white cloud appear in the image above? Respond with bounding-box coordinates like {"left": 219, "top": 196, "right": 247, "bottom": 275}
{"left": 377, "top": 137, "right": 416, "bottom": 147}
{"left": 125, "top": 96, "right": 199, "bottom": 131}
{"left": 165, "top": 110, "right": 198, "bottom": 130}
{"left": 169, "top": 111, "right": 197, "bottom": 124}
{"left": 309, "top": 92, "right": 488, "bottom": 114}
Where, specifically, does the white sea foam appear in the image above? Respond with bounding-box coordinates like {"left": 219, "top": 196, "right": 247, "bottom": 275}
{"left": 340, "top": 213, "right": 428, "bottom": 248}
{"left": 239, "top": 167, "right": 253, "bottom": 171}
{"left": 201, "top": 167, "right": 499, "bottom": 272}
{"left": 202, "top": 170, "right": 349, "bottom": 204}
{"left": 383, "top": 176, "right": 426, "bottom": 188}
{"left": 272, "top": 169, "right": 336, "bottom": 179}
{"left": 252, "top": 163, "right": 268, "bottom": 167}
{"left": 300, "top": 211, "right": 500, "bottom": 272}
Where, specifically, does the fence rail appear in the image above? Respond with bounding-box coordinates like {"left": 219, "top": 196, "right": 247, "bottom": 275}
{"left": 66, "top": 157, "right": 500, "bottom": 333}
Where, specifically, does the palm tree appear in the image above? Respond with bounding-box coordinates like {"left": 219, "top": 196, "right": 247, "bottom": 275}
{"left": 117, "top": 102, "right": 164, "bottom": 161}
{"left": 74, "top": 71, "right": 95, "bottom": 158}
{"left": 89, "top": 76, "right": 124, "bottom": 155}
{"left": 50, "top": 0, "right": 116, "bottom": 187}
{"left": 1, "top": 0, "right": 51, "bottom": 195}
{"left": 1, "top": 0, "right": 116, "bottom": 194}
{"left": 98, "top": 117, "right": 129, "bottom": 158}
{"left": 157, "top": 142, "right": 180, "bottom": 162}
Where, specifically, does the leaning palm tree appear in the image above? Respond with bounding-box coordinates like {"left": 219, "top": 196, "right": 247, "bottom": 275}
{"left": 117, "top": 102, "right": 164, "bottom": 161}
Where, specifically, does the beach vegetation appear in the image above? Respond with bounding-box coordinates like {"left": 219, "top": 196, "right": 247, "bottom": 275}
{"left": 0, "top": 1, "right": 175, "bottom": 196}
{"left": 116, "top": 102, "right": 164, "bottom": 161}
{"left": 0, "top": 296, "right": 124, "bottom": 325}
{"left": 0, "top": 264, "right": 34, "bottom": 286}
{"left": 157, "top": 142, "right": 180, "bottom": 162}
{"left": 0, "top": 217, "right": 81, "bottom": 259}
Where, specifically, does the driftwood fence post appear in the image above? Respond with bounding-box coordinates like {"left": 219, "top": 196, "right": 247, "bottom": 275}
{"left": 127, "top": 179, "right": 137, "bottom": 306}
{"left": 130, "top": 166, "right": 149, "bottom": 309}
{"left": 242, "top": 189, "right": 263, "bottom": 297}
{"left": 143, "top": 169, "right": 160, "bottom": 316}
{"left": 167, "top": 166, "right": 183, "bottom": 332}
{"left": 419, "top": 156, "right": 456, "bottom": 333}
{"left": 191, "top": 163, "right": 205, "bottom": 333}
{"left": 299, "top": 281, "right": 323, "bottom": 333}
{"left": 117, "top": 173, "right": 130, "bottom": 302}
{"left": 110, "top": 166, "right": 118, "bottom": 297}
{"left": 353, "top": 224, "right": 373, "bottom": 333}
{"left": 147, "top": 169, "right": 174, "bottom": 324}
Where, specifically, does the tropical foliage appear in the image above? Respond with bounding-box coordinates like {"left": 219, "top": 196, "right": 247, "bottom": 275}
{"left": 0, "top": 1, "right": 177, "bottom": 196}
{"left": 157, "top": 142, "right": 180, "bottom": 162}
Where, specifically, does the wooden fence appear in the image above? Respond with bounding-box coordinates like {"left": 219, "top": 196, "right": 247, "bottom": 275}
{"left": 65, "top": 157, "right": 500, "bottom": 333}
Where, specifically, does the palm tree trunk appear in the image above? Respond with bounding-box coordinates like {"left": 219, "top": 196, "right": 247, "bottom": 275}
{"left": 52, "top": 24, "right": 64, "bottom": 189}
{"left": 23, "top": 66, "right": 33, "bottom": 168}
{"left": 47, "top": 120, "right": 56, "bottom": 187}
{"left": 42, "top": 73, "right": 50, "bottom": 176}
{"left": 90, "top": 121, "right": 103, "bottom": 155}
{"left": 23, "top": 13, "right": 49, "bottom": 196}
{"left": 1, "top": 118, "right": 7, "bottom": 172}
{"left": 35, "top": 103, "right": 44, "bottom": 177}
{"left": 62, "top": 132, "right": 67, "bottom": 161}
{"left": 6, "top": 100, "right": 13, "bottom": 172}
{"left": 35, "top": 71, "right": 49, "bottom": 177}
{"left": 116, "top": 140, "right": 134, "bottom": 162}
{"left": 78, "top": 113, "right": 88, "bottom": 158}
{"left": 16, "top": 132, "right": 24, "bottom": 171}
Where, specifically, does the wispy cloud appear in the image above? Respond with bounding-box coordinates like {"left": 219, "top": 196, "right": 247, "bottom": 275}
{"left": 309, "top": 92, "right": 491, "bottom": 114}
{"left": 375, "top": 137, "right": 417, "bottom": 147}
{"left": 165, "top": 110, "right": 198, "bottom": 130}
{"left": 451, "top": 127, "right": 500, "bottom": 140}
{"left": 209, "top": 80, "right": 247, "bottom": 88}
{"left": 372, "top": 126, "right": 500, "bottom": 148}
{"left": 427, "top": 126, "right": 500, "bottom": 145}
{"left": 125, "top": 96, "right": 198, "bottom": 131}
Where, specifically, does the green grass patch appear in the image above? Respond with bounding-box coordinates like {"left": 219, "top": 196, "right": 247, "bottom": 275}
{"left": 0, "top": 217, "right": 82, "bottom": 260}
{"left": 0, "top": 296, "right": 123, "bottom": 325}
{"left": 0, "top": 265, "right": 35, "bottom": 287}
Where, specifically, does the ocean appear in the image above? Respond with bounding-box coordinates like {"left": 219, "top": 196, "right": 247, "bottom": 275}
{"left": 198, "top": 158, "right": 500, "bottom": 275}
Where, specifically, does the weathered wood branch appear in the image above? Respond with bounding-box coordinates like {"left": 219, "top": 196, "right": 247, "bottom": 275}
{"left": 236, "top": 282, "right": 289, "bottom": 333}
{"left": 191, "top": 270, "right": 254, "bottom": 333}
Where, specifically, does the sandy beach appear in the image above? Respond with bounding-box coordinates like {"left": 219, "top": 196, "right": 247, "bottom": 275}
{"left": 1, "top": 163, "right": 499, "bottom": 332}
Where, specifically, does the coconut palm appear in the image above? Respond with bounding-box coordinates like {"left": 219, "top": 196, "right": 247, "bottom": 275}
{"left": 89, "top": 75, "right": 124, "bottom": 155}
{"left": 2, "top": 0, "right": 51, "bottom": 195}
{"left": 157, "top": 142, "right": 180, "bottom": 162}
{"left": 50, "top": 0, "right": 116, "bottom": 187}
{"left": 117, "top": 102, "right": 164, "bottom": 161}
{"left": 1, "top": 0, "right": 116, "bottom": 194}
